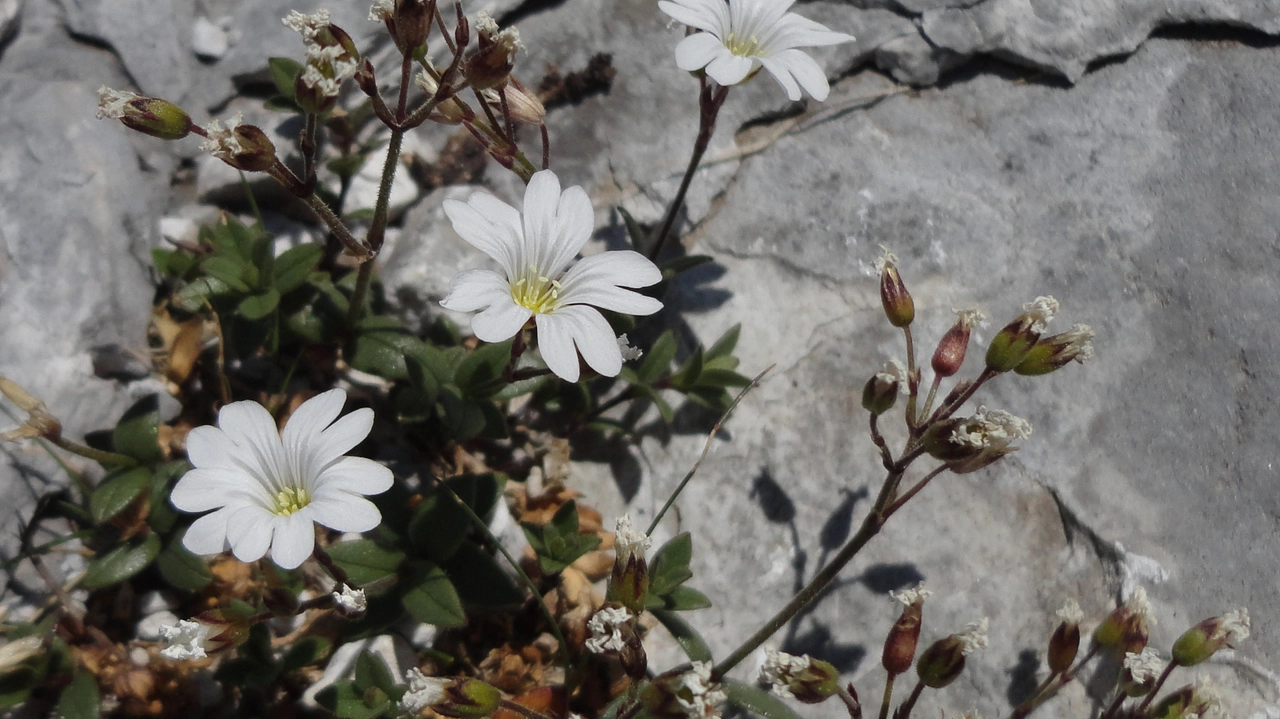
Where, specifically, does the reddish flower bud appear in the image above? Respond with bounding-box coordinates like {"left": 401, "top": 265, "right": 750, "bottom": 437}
{"left": 876, "top": 248, "right": 913, "bottom": 328}
{"left": 931, "top": 309, "right": 984, "bottom": 378}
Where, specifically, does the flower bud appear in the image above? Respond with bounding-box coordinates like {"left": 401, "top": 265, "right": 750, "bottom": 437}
{"left": 332, "top": 584, "right": 368, "bottom": 618}
{"left": 883, "top": 586, "right": 930, "bottom": 676}
{"left": 1119, "top": 647, "right": 1164, "bottom": 697}
{"left": 985, "top": 296, "right": 1058, "bottom": 372}
{"left": 1148, "top": 678, "right": 1219, "bottom": 719}
{"left": 876, "top": 248, "right": 914, "bottom": 328}
{"left": 417, "top": 71, "right": 471, "bottom": 124}
{"left": 1093, "top": 587, "right": 1154, "bottom": 655}
{"left": 640, "top": 662, "right": 727, "bottom": 719}
{"left": 0, "top": 376, "right": 61, "bottom": 442}
{"left": 1171, "top": 608, "right": 1249, "bottom": 667}
{"left": 607, "top": 515, "right": 651, "bottom": 614}
{"left": 159, "top": 609, "right": 252, "bottom": 660}
{"left": 916, "top": 619, "right": 987, "bottom": 689}
{"left": 1047, "top": 599, "right": 1082, "bottom": 674}
{"left": 1014, "top": 324, "right": 1094, "bottom": 376}
{"left": 399, "top": 672, "right": 501, "bottom": 718}
{"left": 485, "top": 79, "right": 545, "bottom": 125}
{"left": 465, "top": 13, "right": 523, "bottom": 90}
{"left": 96, "top": 87, "right": 193, "bottom": 140}
{"left": 586, "top": 604, "right": 645, "bottom": 678}
{"left": 932, "top": 309, "right": 984, "bottom": 378}
{"left": 759, "top": 651, "right": 840, "bottom": 704}
{"left": 199, "top": 114, "right": 278, "bottom": 173}
{"left": 371, "top": 0, "right": 432, "bottom": 54}
{"left": 862, "top": 360, "right": 905, "bottom": 416}
{"left": 923, "top": 407, "right": 1031, "bottom": 473}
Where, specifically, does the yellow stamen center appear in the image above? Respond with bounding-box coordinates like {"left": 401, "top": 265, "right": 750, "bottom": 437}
{"left": 272, "top": 487, "right": 310, "bottom": 516}
{"left": 511, "top": 264, "right": 562, "bottom": 314}
{"left": 725, "top": 32, "right": 762, "bottom": 57}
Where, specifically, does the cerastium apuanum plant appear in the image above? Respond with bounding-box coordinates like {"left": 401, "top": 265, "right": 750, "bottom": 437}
{"left": 0, "top": 0, "right": 1250, "bottom": 717}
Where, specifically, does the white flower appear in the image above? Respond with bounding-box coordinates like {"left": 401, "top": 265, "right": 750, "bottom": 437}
{"left": 170, "top": 389, "right": 393, "bottom": 570}
{"left": 873, "top": 245, "right": 898, "bottom": 273}
{"left": 369, "top": 0, "right": 394, "bottom": 22}
{"left": 889, "top": 584, "right": 932, "bottom": 607}
{"left": 158, "top": 620, "right": 212, "bottom": 660}
{"left": 875, "top": 359, "right": 908, "bottom": 395}
{"left": 957, "top": 618, "right": 988, "bottom": 655}
{"left": 1055, "top": 598, "right": 1083, "bottom": 625}
{"left": 96, "top": 87, "right": 136, "bottom": 120}
{"left": 400, "top": 668, "right": 450, "bottom": 714}
{"left": 333, "top": 584, "right": 367, "bottom": 613}
{"left": 586, "top": 605, "right": 634, "bottom": 653}
{"left": 198, "top": 113, "right": 245, "bottom": 161}
{"left": 758, "top": 650, "right": 811, "bottom": 699}
{"left": 618, "top": 334, "right": 644, "bottom": 362}
{"left": 1123, "top": 647, "right": 1164, "bottom": 684}
{"left": 676, "top": 661, "right": 727, "bottom": 719}
{"left": 1021, "top": 296, "right": 1059, "bottom": 334}
{"left": 954, "top": 307, "right": 986, "bottom": 329}
{"left": 283, "top": 9, "right": 331, "bottom": 41}
{"left": 613, "top": 514, "right": 651, "bottom": 563}
{"left": 952, "top": 407, "right": 1032, "bottom": 449}
{"left": 1058, "top": 323, "right": 1095, "bottom": 363}
{"left": 1216, "top": 608, "right": 1250, "bottom": 645}
{"left": 1125, "top": 586, "right": 1157, "bottom": 628}
{"left": 658, "top": 0, "right": 854, "bottom": 101}
{"left": 440, "top": 170, "right": 663, "bottom": 382}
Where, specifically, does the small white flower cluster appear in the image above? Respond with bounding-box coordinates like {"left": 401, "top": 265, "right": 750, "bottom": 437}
{"left": 1125, "top": 586, "right": 1157, "bottom": 628}
{"left": 333, "top": 584, "right": 367, "bottom": 613}
{"left": 874, "top": 245, "right": 898, "bottom": 274}
{"left": 957, "top": 618, "right": 989, "bottom": 656}
{"left": 368, "top": 0, "right": 395, "bottom": 22}
{"left": 400, "top": 668, "right": 449, "bottom": 714}
{"left": 613, "top": 514, "right": 651, "bottom": 562}
{"left": 282, "top": 9, "right": 331, "bottom": 41}
{"left": 476, "top": 11, "right": 524, "bottom": 57}
{"left": 954, "top": 307, "right": 986, "bottom": 329}
{"left": 1123, "top": 646, "right": 1165, "bottom": 684}
{"left": 952, "top": 407, "right": 1032, "bottom": 449}
{"left": 676, "top": 661, "right": 727, "bottom": 719}
{"left": 889, "top": 584, "right": 932, "bottom": 607}
{"left": 758, "top": 650, "right": 811, "bottom": 699}
{"left": 198, "top": 113, "right": 245, "bottom": 161}
{"left": 585, "top": 605, "right": 634, "bottom": 654}
{"left": 158, "top": 619, "right": 211, "bottom": 660}
{"left": 1021, "top": 296, "right": 1059, "bottom": 334}
{"left": 1056, "top": 598, "right": 1083, "bottom": 625}
{"left": 96, "top": 86, "right": 137, "bottom": 120}
{"left": 283, "top": 9, "right": 358, "bottom": 100}
{"left": 1216, "top": 608, "right": 1250, "bottom": 645}
{"left": 1059, "top": 324, "right": 1095, "bottom": 363}
{"left": 617, "top": 334, "right": 644, "bottom": 362}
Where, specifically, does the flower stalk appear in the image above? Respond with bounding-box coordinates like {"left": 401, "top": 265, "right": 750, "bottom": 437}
{"left": 648, "top": 77, "right": 729, "bottom": 260}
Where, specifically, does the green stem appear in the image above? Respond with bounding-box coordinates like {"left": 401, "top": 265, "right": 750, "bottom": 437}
{"left": 649, "top": 81, "right": 729, "bottom": 261}
{"left": 918, "top": 375, "right": 941, "bottom": 426}
{"left": 903, "top": 327, "right": 918, "bottom": 431}
{"left": 1009, "top": 644, "right": 1099, "bottom": 719}
{"left": 51, "top": 437, "right": 136, "bottom": 468}
{"left": 878, "top": 675, "right": 896, "bottom": 719}
{"left": 893, "top": 680, "right": 925, "bottom": 719}
{"left": 646, "top": 365, "right": 772, "bottom": 536}
{"left": 432, "top": 477, "right": 570, "bottom": 660}
{"left": 239, "top": 171, "right": 264, "bottom": 228}
{"left": 499, "top": 700, "right": 555, "bottom": 719}
{"left": 1133, "top": 662, "right": 1176, "bottom": 715}
{"left": 837, "top": 684, "right": 863, "bottom": 719}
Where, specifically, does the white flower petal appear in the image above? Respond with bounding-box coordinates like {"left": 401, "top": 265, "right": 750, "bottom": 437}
{"left": 536, "top": 312, "right": 580, "bottom": 382}
{"left": 771, "top": 49, "right": 830, "bottom": 101}
{"left": 281, "top": 389, "right": 347, "bottom": 456}
{"left": 675, "top": 32, "right": 729, "bottom": 71}
{"left": 444, "top": 197, "right": 519, "bottom": 277}
{"left": 185, "top": 425, "right": 238, "bottom": 469}
{"left": 522, "top": 170, "right": 562, "bottom": 269}
{"left": 658, "top": 0, "right": 729, "bottom": 35}
{"left": 183, "top": 508, "right": 233, "bottom": 555}
{"left": 217, "top": 400, "right": 288, "bottom": 488}
{"left": 440, "top": 269, "right": 510, "bottom": 313}
{"left": 226, "top": 505, "right": 275, "bottom": 563}
{"left": 542, "top": 185, "right": 595, "bottom": 277}
{"left": 314, "top": 456, "right": 394, "bottom": 496}
{"left": 704, "top": 52, "right": 756, "bottom": 86}
{"left": 471, "top": 298, "right": 532, "bottom": 342}
{"left": 562, "top": 285, "right": 663, "bottom": 315}
{"left": 759, "top": 56, "right": 802, "bottom": 101}
{"left": 270, "top": 512, "right": 316, "bottom": 569}
{"left": 170, "top": 467, "right": 259, "bottom": 512}
{"left": 558, "top": 305, "right": 624, "bottom": 377}
{"left": 559, "top": 250, "right": 663, "bottom": 290}
{"left": 313, "top": 407, "right": 375, "bottom": 469}
{"left": 771, "top": 13, "right": 854, "bottom": 49}
{"left": 309, "top": 493, "right": 383, "bottom": 533}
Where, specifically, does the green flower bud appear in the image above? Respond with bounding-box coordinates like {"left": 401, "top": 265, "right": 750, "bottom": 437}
{"left": 1014, "top": 324, "right": 1094, "bottom": 376}
{"left": 1092, "top": 587, "right": 1154, "bottom": 655}
{"left": 96, "top": 87, "right": 192, "bottom": 140}
{"left": 759, "top": 651, "right": 840, "bottom": 704}
{"left": 862, "top": 361, "right": 904, "bottom": 416}
{"left": 1171, "top": 608, "right": 1249, "bottom": 666}
{"left": 876, "top": 248, "right": 914, "bottom": 328}
{"left": 606, "top": 515, "right": 651, "bottom": 614}
{"left": 199, "top": 114, "right": 278, "bottom": 173}
{"left": 1148, "top": 679, "right": 1220, "bottom": 719}
{"left": 916, "top": 619, "right": 987, "bottom": 689}
{"left": 641, "top": 662, "right": 726, "bottom": 719}
{"left": 922, "top": 408, "right": 1030, "bottom": 470}
{"left": 985, "top": 296, "right": 1058, "bottom": 372}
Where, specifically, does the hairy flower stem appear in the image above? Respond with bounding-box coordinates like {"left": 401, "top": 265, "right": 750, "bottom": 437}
{"left": 903, "top": 327, "right": 918, "bottom": 430}
{"left": 878, "top": 675, "right": 896, "bottom": 719}
{"left": 1009, "top": 645, "right": 1099, "bottom": 719}
{"left": 1133, "top": 663, "right": 1176, "bottom": 715}
{"left": 1098, "top": 691, "right": 1126, "bottom": 719}
{"left": 53, "top": 437, "right": 137, "bottom": 468}
{"left": 648, "top": 79, "right": 730, "bottom": 261}
{"left": 499, "top": 700, "right": 556, "bottom": 719}
{"left": 918, "top": 375, "right": 941, "bottom": 426}
{"left": 837, "top": 685, "right": 863, "bottom": 719}
{"left": 301, "top": 113, "right": 319, "bottom": 193}
{"left": 893, "top": 681, "right": 925, "bottom": 719}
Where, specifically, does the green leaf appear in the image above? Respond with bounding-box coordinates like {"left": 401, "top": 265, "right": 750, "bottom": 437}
{"left": 404, "top": 344, "right": 447, "bottom": 405}
{"left": 437, "top": 387, "right": 487, "bottom": 441}
{"left": 673, "top": 347, "right": 705, "bottom": 389}
{"left": 347, "top": 317, "right": 418, "bottom": 380}
{"left": 281, "top": 636, "right": 332, "bottom": 673}
{"left": 326, "top": 540, "right": 406, "bottom": 586}
{"left": 652, "top": 585, "right": 712, "bottom": 611}
{"left": 723, "top": 680, "right": 806, "bottom": 719}
{"left": 637, "top": 331, "right": 676, "bottom": 384}
{"left": 490, "top": 372, "right": 551, "bottom": 402}
{"left": 316, "top": 681, "right": 391, "bottom": 719}
{"left": 155, "top": 533, "right": 213, "bottom": 591}
{"left": 237, "top": 288, "right": 281, "bottom": 319}
{"left": 273, "top": 244, "right": 324, "bottom": 293}
{"left": 442, "top": 540, "right": 524, "bottom": 609}
{"left": 616, "top": 206, "right": 648, "bottom": 250}
{"left": 706, "top": 324, "right": 741, "bottom": 360}
{"left": 173, "top": 276, "right": 233, "bottom": 312}
{"left": 146, "top": 461, "right": 190, "bottom": 534}
{"left": 112, "top": 395, "right": 163, "bottom": 464}
{"left": 0, "top": 671, "right": 31, "bottom": 711}
{"left": 408, "top": 474, "right": 502, "bottom": 561}
{"left": 55, "top": 673, "right": 99, "bottom": 719}
{"left": 81, "top": 533, "right": 161, "bottom": 589}
{"left": 651, "top": 609, "right": 712, "bottom": 663}
{"left": 89, "top": 467, "right": 152, "bottom": 523}
{"left": 522, "top": 500, "right": 602, "bottom": 574}
{"left": 696, "top": 369, "right": 752, "bottom": 388}
{"left": 454, "top": 339, "right": 513, "bottom": 398}
{"left": 648, "top": 532, "right": 693, "bottom": 597}
{"left": 400, "top": 562, "right": 466, "bottom": 627}
{"left": 267, "top": 57, "right": 303, "bottom": 102}
{"left": 659, "top": 254, "right": 715, "bottom": 277}
{"left": 151, "top": 248, "right": 200, "bottom": 279}
{"left": 354, "top": 651, "right": 399, "bottom": 696}
{"left": 201, "top": 256, "right": 255, "bottom": 293}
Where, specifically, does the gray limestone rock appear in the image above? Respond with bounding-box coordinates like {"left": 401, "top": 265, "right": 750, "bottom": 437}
{"left": 875, "top": 29, "right": 966, "bottom": 85}
{"left": 56, "top": 0, "right": 197, "bottom": 101}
